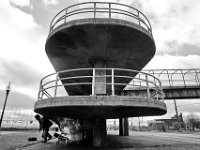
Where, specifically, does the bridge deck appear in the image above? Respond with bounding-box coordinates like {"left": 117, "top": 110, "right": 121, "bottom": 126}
{"left": 125, "top": 69, "right": 200, "bottom": 100}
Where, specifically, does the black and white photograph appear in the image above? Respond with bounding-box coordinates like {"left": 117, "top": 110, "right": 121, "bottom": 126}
{"left": 0, "top": 0, "right": 200, "bottom": 149}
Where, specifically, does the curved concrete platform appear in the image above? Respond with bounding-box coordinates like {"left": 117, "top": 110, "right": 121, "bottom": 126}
{"left": 46, "top": 18, "right": 155, "bottom": 71}
{"left": 34, "top": 96, "right": 166, "bottom": 119}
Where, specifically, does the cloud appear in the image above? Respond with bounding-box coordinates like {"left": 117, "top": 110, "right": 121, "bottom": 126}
{"left": 0, "top": 58, "right": 43, "bottom": 94}
{"left": 1, "top": 1, "right": 35, "bottom": 30}
{"left": 0, "top": 90, "right": 35, "bottom": 109}
{"left": 157, "top": 43, "right": 200, "bottom": 56}
{"left": 145, "top": 54, "right": 200, "bottom": 69}
{"left": 134, "top": 0, "right": 200, "bottom": 55}
{"left": 42, "top": 0, "right": 59, "bottom": 6}
{"left": 0, "top": 0, "right": 54, "bottom": 73}
{"left": 9, "top": 0, "right": 32, "bottom": 8}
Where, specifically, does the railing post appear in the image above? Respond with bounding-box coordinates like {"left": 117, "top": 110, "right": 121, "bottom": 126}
{"left": 38, "top": 80, "right": 42, "bottom": 100}
{"left": 64, "top": 8, "right": 68, "bottom": 23}
{"left": 92, "top": 68, "right": 95, "bottom": 96}
{"left": 166, "top": 70, "right": 172, "bottom": 87}
{"left": 94, "top": 2, "right": 96, "bottom": 18}
{"left": 112, "top": 69, "right": 115, "bottom": 96}
{"left": 54, "top": 73, "right": 59, "bottom": 97}
{"left": 41, "top": 86, "right": 44, "bottom": 100}
{"left": 109, "top": 3, "right": 111, "bottom": 19}
{"left": 137, "top": 11, "right": 140, "bottom": 26}
{"left": 161, "top": 88, "right": 164, "bottom": 101}
{"left": 145, "top": 74, "right": 150, "bottom": 100}
{"left": 195, "top": 70, "right": 200, "bottom": 86}
{"left": 180, "top": 70, "right": 186, "bottom": 87}
{"left": 160, "top": 80, "right": 164, "bottom": 101}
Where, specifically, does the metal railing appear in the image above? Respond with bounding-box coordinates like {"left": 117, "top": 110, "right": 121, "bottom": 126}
{"left": 49, "top": 2, "right": 152, "bottom": 36}
{"left": 38, "top": 68, "right": 163, "bottom": 101}
{"left": 143, "top": 69, "right": 200, "bottom": 88}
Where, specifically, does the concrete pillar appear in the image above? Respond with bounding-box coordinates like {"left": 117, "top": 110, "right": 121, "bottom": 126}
{"left": 95, "top": 68, "right": 106, "bottom": 95}
{"left": 119, "top": 118, "right": 129, "bottom": 136}
{"left": 92, "top": 62, "right": 107, "bottom": 147}
{"left": 93, "top": 119, "right": 107, "bottom": 147}
{"left": 124, "top": 118, "right": 129, "bottom": 136}
{"left": 119, "top": 118, "right": 124, "bottom": 136}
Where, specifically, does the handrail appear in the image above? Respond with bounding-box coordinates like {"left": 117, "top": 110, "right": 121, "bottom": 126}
{"left": 38, "top": 68, "right": 200, "bottom": 101}
{"left": 38, "top": 68, "right": 163, "bottom": 101}
{"left": 49, "top": 2, "right": 153, "bottom": 37}
{"left": 143, "top": 69, "right": 200, "bottom": 88}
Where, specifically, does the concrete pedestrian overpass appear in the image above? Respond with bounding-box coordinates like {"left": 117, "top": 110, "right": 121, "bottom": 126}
{"left": 33, "top": 2, "right": 200, "bottom": 147}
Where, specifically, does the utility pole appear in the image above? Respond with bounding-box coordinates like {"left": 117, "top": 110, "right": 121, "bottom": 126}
{"left": 0, "top": 82, "right": 11, "bottom": 133}
{"left": 173, "top": 99, "right": 179, "bottom": 118}
{"left": 173, "top": 99, "right": 180, "bottom": 130}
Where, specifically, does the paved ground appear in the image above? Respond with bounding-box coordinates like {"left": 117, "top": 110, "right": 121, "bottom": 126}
{"left": 1, "top": 130, "right": 200, "bottom": 150}
{"left": 0, "top": 131, "right": 42, "bottom": 150}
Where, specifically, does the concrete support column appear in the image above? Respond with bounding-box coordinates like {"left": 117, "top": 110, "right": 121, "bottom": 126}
{"left": 119, "top": 118, "right": 124, "bottom": 136}
{"left": 119, "top": 118, "right": 129, "bottom": 136}
{"left": 94, "top": 63, "right": 106, "bottom": 95}
{"left": 124, "top": 118, "right": 129, "bottom": 136}
{"left": 93, "top": 119, "right": 107, "bottom": 147}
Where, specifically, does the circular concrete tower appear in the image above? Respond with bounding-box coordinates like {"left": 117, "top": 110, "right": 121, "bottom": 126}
{"left": 34, "top": 2, "right": 166, "bottom": 147}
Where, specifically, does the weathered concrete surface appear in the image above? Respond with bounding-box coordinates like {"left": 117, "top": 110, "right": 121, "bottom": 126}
{"left": 123, "top": 118, "right": 129, "bottom": 136}
{"left": 119, "top": 118, "right": 123, "bottom": 136}
{"left": 119, "top": 118, "right": 129, "bottom": 136}
{"left": 163, "top": 86, "right": 200, "bottom": 99}
{"left": 34, "top": 96, "right": 166, "bottom": 119}
{"left": 45, "top": 18, "right": 155, "bottom": 95}
{"left": 93, "top": 119, "right": 107, "bottom": 147}
{"left": 124, "top": 86, "right": 200, "bottom": 100}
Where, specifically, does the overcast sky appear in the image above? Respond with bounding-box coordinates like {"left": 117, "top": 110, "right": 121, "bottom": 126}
{"left": 0, "top": 0, "right": 200, "bottom": 120}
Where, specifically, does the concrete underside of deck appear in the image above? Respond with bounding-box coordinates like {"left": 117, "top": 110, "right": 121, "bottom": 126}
{"left": 34, "top": 96, "right": 166, "bottom": 119}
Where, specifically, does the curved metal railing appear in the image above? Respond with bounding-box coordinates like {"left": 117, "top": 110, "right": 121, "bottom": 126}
{"left": 143, "top": 69, "right": 200, "bottom": 88}
{"left": 38, "top": 68, "right": 163, "bottom": 101}
{"left": 49, "top": 2, "right": 153, "bottom": 36}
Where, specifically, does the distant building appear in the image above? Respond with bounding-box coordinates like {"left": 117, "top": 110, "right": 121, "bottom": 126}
{"left": 148, "top": 113, "right": 185, "bottom": 131}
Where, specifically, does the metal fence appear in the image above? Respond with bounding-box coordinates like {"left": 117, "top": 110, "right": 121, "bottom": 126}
{"left": 0, "top": 108, "right": 38, "bottom": 130}
{"left": 143, "top": 69, "right": 200, "bottom": 88}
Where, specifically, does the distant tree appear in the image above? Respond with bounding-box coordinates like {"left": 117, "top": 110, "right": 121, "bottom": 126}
{"left": 185, "top": 113, "right": 200, "bottom": 130}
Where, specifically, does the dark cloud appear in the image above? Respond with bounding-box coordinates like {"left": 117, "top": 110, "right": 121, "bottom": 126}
{"left": 0, "top": 58, "right": 42, "bottom": 89}
{"left": 12, "top": 0, "right": 76, "bottom": 32}
{"left": 0, "top": 90, "right": 35, "bottom": 109}
{"left": 173, "top": 43, "right": 200, "bottom": 56}
{"left": 156, "top": 42, "right": 200, "bottom": 56}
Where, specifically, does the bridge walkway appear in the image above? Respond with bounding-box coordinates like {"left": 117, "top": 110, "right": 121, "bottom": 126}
{"left": 125, "top": 69, "right": 200, "bottom": 100}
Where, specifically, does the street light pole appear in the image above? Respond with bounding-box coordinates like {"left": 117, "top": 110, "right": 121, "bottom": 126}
{"left": 0, "top": 82, "right": 11, "bottom": 132}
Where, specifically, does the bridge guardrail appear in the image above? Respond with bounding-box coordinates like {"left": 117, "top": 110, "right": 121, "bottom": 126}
{"left": 143, "top": 69, "right": 200, "bottom": 88}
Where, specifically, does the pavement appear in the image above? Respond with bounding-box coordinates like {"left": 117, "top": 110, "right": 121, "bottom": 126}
{"left": 1, "top": 130, "right": 200, "bottom": 150}
{"left": 0, "top": 130, "right": 42, "bottom": 150}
